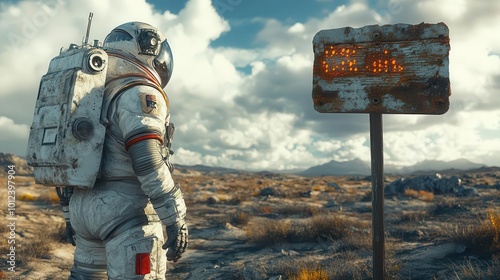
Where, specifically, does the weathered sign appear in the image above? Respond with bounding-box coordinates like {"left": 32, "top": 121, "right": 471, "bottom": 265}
{"left": 312, "top": 22, "right": 450, "bottom": 114}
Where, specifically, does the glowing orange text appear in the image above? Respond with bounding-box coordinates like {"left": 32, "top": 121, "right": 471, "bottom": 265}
{"left": 322, "top": 46, "right": 404, "bottom": 76}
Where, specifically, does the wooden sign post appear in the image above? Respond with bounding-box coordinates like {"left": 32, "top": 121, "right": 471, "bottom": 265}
{"left": 312, "top": 22, "right": 450, "bottom": 279}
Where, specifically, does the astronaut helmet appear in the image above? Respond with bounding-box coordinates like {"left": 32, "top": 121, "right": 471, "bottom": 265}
{"left": 103, "top": 22, "right": 173, "bottom": 88}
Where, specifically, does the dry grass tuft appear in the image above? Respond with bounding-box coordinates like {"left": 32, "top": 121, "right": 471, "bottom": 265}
{"left": 228, "top": 192, "right": 245, "bottom": 205}
{"left": 311, "top": 185, "right": 323, "bottom": 192}
{"left": 52, "top": 222, "right": 69, "bottom": 243}
{"left": 17, "top": 222, "right": 66, "bottom": 265}
{"left": 299, "top": 214, "right": 353, "bottom": 242}
{"left": 290, "top": 266, "right": 329, "bottom": 280}
{"left": 18, "top": 192, "right": 37, "bottom": 201}
{"left": 260, "top": 205, "right": 272, "bottom": 214}
{"left": 451, "top": 210, "right": 500, "bottom": 252}
{"left": 244, "top": 213, "right": 367, "bottom": 246}
{"left": 256, "top": 204, "right": 323, "bottom": 218}
{"left": 399, "top": 210, "right": 429, "bottom": 222}
{"left": 17, "top": 238, "right": 53, "bottom": 263}
{"left": 404, "top": 189, "right": 434, "bottom": 202}
{"left": 230, "top": 211, "right": 250, "bottom": 226}
{"left": 431, "top": 196, "right": 467, "bottom": 216}
{"left": 451, "top": 253, "right": 500, "bottom": 279}
{"left": 245, "top": 218, "right": 292, "bottom": 246}
{"left": 340, "top": 231, "right": 372, "bottom": 251}
{"left": 16, "top": 190, "right": 60, "bottom": 204}
{"left": 488, "top": 210, "right": 500, "bottom": 246}
{"left": 268, "top": 252, "right": 370, "bottom": 280}
{"left": 48, "top": 192, "right": 61, "bottom": 203}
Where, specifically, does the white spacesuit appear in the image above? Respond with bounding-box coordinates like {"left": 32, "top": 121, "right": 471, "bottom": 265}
{"left": 65, "top": 22, "right": 188, "bottom": 279}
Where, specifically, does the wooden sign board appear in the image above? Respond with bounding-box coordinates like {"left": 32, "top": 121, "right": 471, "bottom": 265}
{"left": 312, "top": 22, "right": 450, "bottom": 114}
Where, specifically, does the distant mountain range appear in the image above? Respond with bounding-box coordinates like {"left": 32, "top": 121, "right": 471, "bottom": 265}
{"left": 390, "top": 158, "right": 487, "bottom": 175}
{"left": 299, "top": 158, "right": 488, "bottom": 176}
{"left": 299, "top": 158, "right": 371, "bottom": 176}
{"left": 175, "top": 164, "right": 241, "bottom": 174}
{"left": 0, "top": 152, "right": 493, "bottom": 177}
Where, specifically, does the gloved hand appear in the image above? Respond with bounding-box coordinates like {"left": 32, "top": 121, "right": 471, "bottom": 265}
{"left": 65, "top": 221, "right": 76, "bottom": 246}
{"left": 163, "top": 221, "right": 188, "bottom": 262}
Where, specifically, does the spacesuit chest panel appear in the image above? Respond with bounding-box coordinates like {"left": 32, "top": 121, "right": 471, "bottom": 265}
{"left": 26, "top": 46, "right": 108, "bottom": 188}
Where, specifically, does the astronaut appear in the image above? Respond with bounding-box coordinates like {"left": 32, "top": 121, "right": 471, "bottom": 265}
{"left": 65, "top": 22, "right": 188, "bottom": 279}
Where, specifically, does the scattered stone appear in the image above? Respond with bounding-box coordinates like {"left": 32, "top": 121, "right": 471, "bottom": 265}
{"left": 316, "top": 192, "right": 333, "bottom": 201}
{"left": 475, "top": 183, "right": 500, "bottom": 190}
{"left": 462, "top": 173, "right": 474, "bottom": 179}
{"left": 259, "top": 187, "right": 284, "bottom": 197}
{"left": 395, "top": 229, "right": 425, "bottom": 241}
{"left": 409, "top": 230, "right": 425, "bottom": 240}
{"left": 268, "top": 276, "right": 283, "bottom": 280}
{"left": 200, "top": 180, "right": 214, "bottom": 187}
{"left": 459, "top": 188, "right": 479, "bottom": 197}
{"left": 384, "top": 173, "right": 479, "bottom": 197}
{"left": 324, "top": 199, "right": 342, "bottom": 211}
{"left": 327, "top": 182, "right": 345, "bottom": 192}
{"left": 346, "top": 176, "right": 361, "bottom": 181}
{"left": 280, "top": 249, "right": 299, "bottom": 256}
{"left": 300, "top": 190, "right": 311, "bottom": 198}
{"left": 433, "top": 203, "right": 470, "bottom": 215}
{"left": 473, "top": 183, "right": 490, "bottom": 189}
{"left": 310, "top": 190, "right": 321, "bottom": 197}
{"left": 206, "top": 196, "right": 220, "bottom": 204}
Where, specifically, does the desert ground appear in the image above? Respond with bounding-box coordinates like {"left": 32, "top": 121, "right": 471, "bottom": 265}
{"left": 1, "top": 163, "right": 500, "bottom": 279}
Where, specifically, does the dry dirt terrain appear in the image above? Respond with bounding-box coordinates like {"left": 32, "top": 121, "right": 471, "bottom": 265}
{"left": 1, "top": 165, "right": 500, "bottom": 279}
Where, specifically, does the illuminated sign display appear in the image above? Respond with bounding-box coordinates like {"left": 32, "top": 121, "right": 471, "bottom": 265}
{"left": 321, "top": 47, "right": 404, "bottom": 75}
{"left": 312, "top": 23, "right": 451, "bottom": 114}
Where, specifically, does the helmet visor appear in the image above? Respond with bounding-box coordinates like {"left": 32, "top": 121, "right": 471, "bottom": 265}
{"left": 103, "top": 29, "right": 133, "bottom": 46}
{"left": 154, "top": 40, "right": 174, "bottom": 88}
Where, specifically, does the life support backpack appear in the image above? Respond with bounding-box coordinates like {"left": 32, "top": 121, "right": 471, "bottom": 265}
{"left": 26, "top": 44, "right": 108, "bottom": 188}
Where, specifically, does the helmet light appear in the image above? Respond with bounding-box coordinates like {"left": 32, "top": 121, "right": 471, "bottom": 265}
{"left": 138, "top": 29, "right": 160, "bottom": 56}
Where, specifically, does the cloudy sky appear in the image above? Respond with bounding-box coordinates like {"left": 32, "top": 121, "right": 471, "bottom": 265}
{"left": 0, "top": 0, "right": 499, "bottom": 171}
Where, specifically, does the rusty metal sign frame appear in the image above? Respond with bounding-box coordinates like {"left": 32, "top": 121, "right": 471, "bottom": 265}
{"left": 312, "top": 22, "right": 450, "bottom": 114}
{"left": 311, "top": 22, "right": 451, "bottom": 280}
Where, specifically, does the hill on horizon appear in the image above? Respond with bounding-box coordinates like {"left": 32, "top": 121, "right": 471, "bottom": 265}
{"left": 300, "top": 158, "right": 489, "bottom": 176}
{"left": 299, "top": 158, "right": 371, "bottom": 176}
{"left": 0, "top": 152, "right": 494, "bottom": 177}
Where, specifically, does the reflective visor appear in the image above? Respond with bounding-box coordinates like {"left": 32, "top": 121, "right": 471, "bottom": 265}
{"left": 103, "top": 29, "right": 133, "bottom": 46}
{"left": 153, "top": 40, "right": 174, "bottom": 88}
